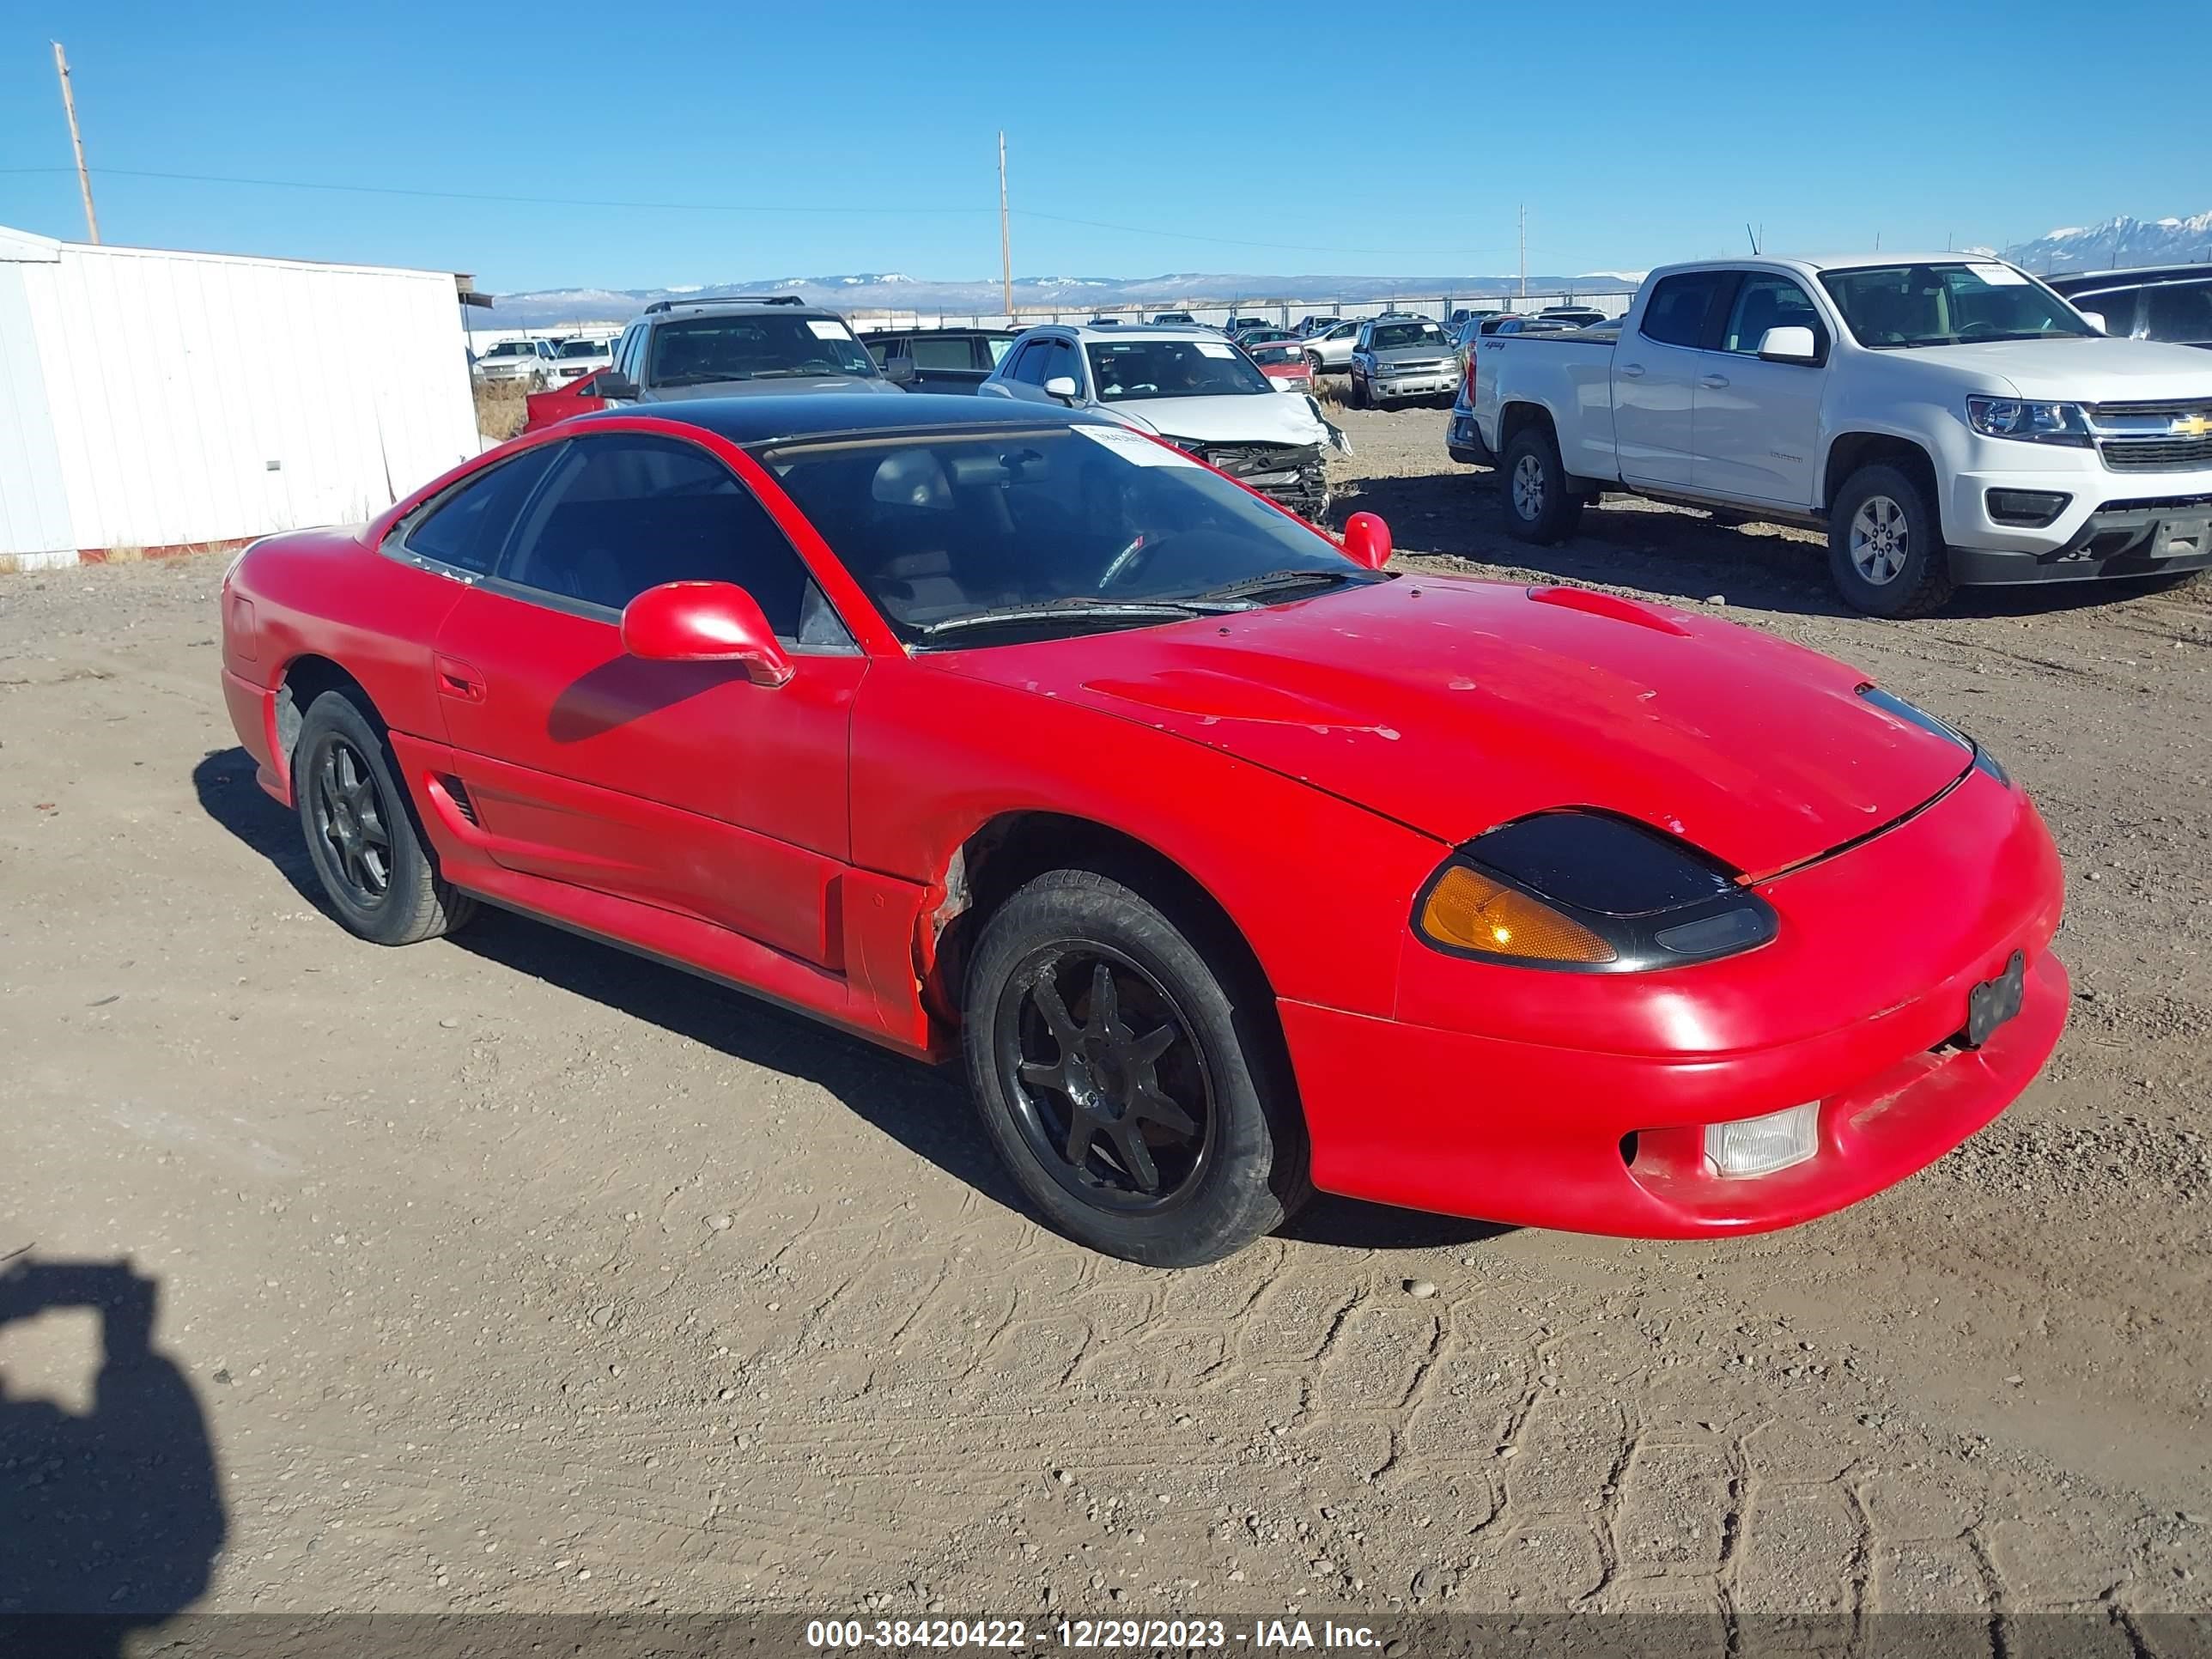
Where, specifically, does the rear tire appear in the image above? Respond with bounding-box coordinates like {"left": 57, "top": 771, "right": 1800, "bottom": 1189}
{"left": 294, "top": 690, "right": 477, "bottom": 946}
{"left": 1499, "top": 423, "right": 1584, "bottom": 544}
{"left": 962, "top": 868, "right": 1309, "bottom": 1267}
{"left": 1828, "top": 463, "right": 1954, "bottom": 617}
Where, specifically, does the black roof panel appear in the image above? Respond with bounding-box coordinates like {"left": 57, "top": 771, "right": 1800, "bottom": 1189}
{"left": 2045, "top": 264, "right": 2212, "bottom": 291}
{"left": 587, "top": 392, "right": 1091, "bottom": 447}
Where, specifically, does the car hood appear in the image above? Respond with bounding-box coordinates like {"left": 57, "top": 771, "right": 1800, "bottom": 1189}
{"left": 1103, "top": 392, "right": 1335, "bottom": 449}
{"left": 1910, "top": 336, "right": 2212, "bottom": 400}
{"left": 1370, "top": 344, "right": 1455, "bottom": 365}
{"left": 939, "top": 576, "right": 1972, "bottom": 876}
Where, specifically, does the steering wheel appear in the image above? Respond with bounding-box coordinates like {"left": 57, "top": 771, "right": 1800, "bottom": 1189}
{"left": 1098, "top": 534, "right": 1152, "bottom": 591}
{"left": 1956, "top": 321, "right": 2000, "bottom": 339}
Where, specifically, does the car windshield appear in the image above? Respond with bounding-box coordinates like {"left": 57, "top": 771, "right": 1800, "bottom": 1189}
{"left": 759, "top": 424, "right": 1374, "bottom": 644}
{"left": 1247, "top": 343, "right": 1303, "bottom": 366}
{"left": 486, "top": 342, "right": 535, "bottom": 358}
{"left": 1085, "top": 338, "right": 1273, "bottom": 400}
{"left": 557, "top": 340, "right": 605, "bottom": 358}
{"left": 1370, "top": 322, "right": 1447, "bottom": 349}
{"left": 647, "top": 315, "right": 878, "bottom": 386}
{"left": 1820, "top": 263, "right": 2098, "bottom": 349}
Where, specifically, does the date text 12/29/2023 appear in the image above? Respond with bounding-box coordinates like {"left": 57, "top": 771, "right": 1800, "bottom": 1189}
{"left": 806, "top": 1618, "right": 1386, "bottom": 1650}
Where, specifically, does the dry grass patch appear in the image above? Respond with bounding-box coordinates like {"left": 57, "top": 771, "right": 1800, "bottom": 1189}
{"left": 473, "top": 380, "right": 530, "bottom": 442}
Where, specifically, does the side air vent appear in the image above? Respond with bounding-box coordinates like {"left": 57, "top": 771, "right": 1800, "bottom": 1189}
{"left": 442, "top": 775, "right": 479, "bottom": 825}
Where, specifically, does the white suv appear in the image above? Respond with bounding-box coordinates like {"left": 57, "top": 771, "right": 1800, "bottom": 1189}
{"left": 980, "top": 323, "right": 1350, "bottom": 518}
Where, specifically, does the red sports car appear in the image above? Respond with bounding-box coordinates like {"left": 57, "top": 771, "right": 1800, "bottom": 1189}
{"left": 218, "top": 394, "right": 2068, "bottom": 1266}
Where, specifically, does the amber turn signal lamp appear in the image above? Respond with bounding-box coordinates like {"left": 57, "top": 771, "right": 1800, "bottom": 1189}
{"left": 1419, "top": 865, "right": 1618, "bottom": 964}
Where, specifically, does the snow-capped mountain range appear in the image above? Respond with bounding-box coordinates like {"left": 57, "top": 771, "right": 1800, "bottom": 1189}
{"left": 2002, "top": 213, "right": 2212, "bottom": 275}
{"left": 474, "top": 214, "right": 2212, "bottom": 325}
{"left": 476, "top": 270, "right": 1649, "bottom": 327}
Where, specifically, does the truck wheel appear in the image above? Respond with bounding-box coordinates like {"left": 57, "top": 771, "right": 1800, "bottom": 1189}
{"left": 1828, "top": 464, "right": 1954, "bottom": 617}
{"left": 1348, "top": 374, "right": 1369, "bottom": 410}
{"left": 1500, "top": 424, "right": 1583, "bottom": 544}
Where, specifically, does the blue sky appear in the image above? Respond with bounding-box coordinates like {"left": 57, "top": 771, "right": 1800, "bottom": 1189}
{"left": 1, "top": 0, "right": 2204, "bottom": 292}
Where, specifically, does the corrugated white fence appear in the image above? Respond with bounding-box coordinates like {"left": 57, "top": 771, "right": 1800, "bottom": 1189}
{"left": 0, "top": 223, "right": 480, "bottom": 569}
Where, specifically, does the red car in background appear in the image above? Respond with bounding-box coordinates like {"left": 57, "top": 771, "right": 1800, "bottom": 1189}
{"left": 1245, "top": 341, "right": 1316, "bottom": 396}
{"left": 523, "top": 368, "right": 609, "bottom": 434}
{"left": 219, "top": 393, "right": 2067, "bottom": 1265}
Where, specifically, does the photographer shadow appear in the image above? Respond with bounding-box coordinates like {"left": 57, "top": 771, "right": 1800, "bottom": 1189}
{"left": 0, "top": 1258, "right": 226, "bottom": 1657}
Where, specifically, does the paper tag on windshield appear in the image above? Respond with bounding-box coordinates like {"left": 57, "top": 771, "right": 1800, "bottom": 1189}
{"left": 806, "top": 319, "right": 853, "bottom": 339}
{"left": 1966, "top": 263, "right": 2029, "bottom": 286}
{"left": 1194, "top": 341, "right": 1236, "bottom": 357}
{"left": 1073, "top": 424, "right": 1200, "bottom": 466}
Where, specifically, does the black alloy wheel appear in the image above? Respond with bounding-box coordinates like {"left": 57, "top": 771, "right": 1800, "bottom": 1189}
{"left": 997, "top": 945, "right": 1215, "bottom": 1212}
{"left": 309, "top": 736, "right": 393, "bottom": 909}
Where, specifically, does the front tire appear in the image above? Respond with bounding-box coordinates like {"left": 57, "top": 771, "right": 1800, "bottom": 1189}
{"left": 1828, "top": 463, "right": 1954, "bottom": 617}
{"left": 962, "top": 869, "right": 1308, "bottom": 1267}
{"left": 294, "top": 690, "right": 477, "bottom": 946}
{"left": 1348, "top": 372, "right": 1369, "bottom": 410}
{"left": 1500, "top": 423, "right": 1584, "bottom": 544}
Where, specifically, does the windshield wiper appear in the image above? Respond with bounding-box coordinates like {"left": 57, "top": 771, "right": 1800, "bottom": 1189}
{"left": 1180, "top": 568, "right": 1373, "bottom": 606}
{"left": 914, "top": 599, "right": 1205, "bottom": 641}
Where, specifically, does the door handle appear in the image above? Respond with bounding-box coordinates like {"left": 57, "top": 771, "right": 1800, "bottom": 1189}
{"left": 1699, "top": 373, "right": 1730, "bottom": 389}
{"left": 1619, "top": 363, "right": 1646, "bottom": 379}
{"left": 434, "top": 654, "right": 485, "bottom": 703}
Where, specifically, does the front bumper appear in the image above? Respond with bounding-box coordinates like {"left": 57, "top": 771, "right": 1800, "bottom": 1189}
{"left": 1370, "top": 369, "right": 1459, "bottom": 401}
{"left": 1279, "top": 767, "right": 2068, "bottom": 1237}
{"left": 1948, "top": 486, "right": 2212, "bottom": 583}
{"left": 1943, "top": 451, "right": 2212, "bottom": 580}
{"left": 1181, "top": 440, "right": 1330, "bottom": 519}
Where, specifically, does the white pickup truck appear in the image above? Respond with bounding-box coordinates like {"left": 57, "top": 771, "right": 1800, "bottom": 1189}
{"left": 1450, "top": 254, "right": 2212, "bottom": 614}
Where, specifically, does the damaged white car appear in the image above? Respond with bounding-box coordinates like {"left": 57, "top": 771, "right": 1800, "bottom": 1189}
{"left": 979, "top": 322, "right": 1350, "bottom": 520}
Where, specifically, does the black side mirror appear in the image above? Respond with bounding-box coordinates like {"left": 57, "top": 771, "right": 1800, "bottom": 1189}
{"left": 594, "top": 372, "right": 638, "bottom": 400}
{"left": 885, "top": 357, "right": 917, "bottom": 385}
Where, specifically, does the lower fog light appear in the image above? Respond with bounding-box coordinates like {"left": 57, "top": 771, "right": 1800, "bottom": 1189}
{"left": 1703, "top": 1102, "right": 1820, "bottom": 1177}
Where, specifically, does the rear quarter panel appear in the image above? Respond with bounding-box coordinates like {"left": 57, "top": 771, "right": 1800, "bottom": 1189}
{"left": 1478, "top": 335, "right": 1623, "bottom": 481}
{"left": 225, "top": 528, "right": 465, "bottom": 791}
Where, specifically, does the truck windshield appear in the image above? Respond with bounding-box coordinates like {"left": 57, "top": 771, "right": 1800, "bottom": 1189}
{"left": 1085, "top": 339, "right": 1273, "bottom": 400}
{"left": 1819, "top": 264, "right": 2098, "bottom": 349}
{"left": 1370, "top": 323, "right": 1446, "bottom": 349}
{"left": 647, "top": 316, "right": 878, "bottom": 386}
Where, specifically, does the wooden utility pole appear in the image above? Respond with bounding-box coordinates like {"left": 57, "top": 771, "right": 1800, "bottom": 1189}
{"left": 52, "top": 41, "right": 100, "bottom": 244}
{"left": 997, "top": 131, "right": 1013, "bottom": 320}
{"left": 1517, "top": 204, "right": 1527, "bottom": 299}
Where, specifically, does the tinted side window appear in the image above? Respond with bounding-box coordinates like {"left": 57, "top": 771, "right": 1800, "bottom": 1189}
{"left": 2075, "top": 286, "right": 2142, "bottom": 338}
{"left": 404, "top": 445, "right": 563, "bottom": 575}
{"left": 2142, "top": 283, "right": 2212, "bottom": 343}
{"left": 1042, "top": 339, "right": 1082, "bottom": 389}
{"left": 910, "top": 337, "right": 974, "bottom": 370}
{"left": 1720, "top": 274, "right": 1826, "bottom": 355}
{"left": 496, "top": 435, "right": 822, "bottom": 639}
{"left": 613, "top": 322, "right": 644, "bottom": 380}
{"left": 1641, "top": 273, "right": 1726, "bottom": 348}
{"left": 1007, "top": 342, "right": 1048, "bottom": 385}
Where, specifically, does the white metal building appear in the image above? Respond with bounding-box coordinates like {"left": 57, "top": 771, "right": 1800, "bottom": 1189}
{"left": 0, "top": 223, "right": 481, "bottom": 570}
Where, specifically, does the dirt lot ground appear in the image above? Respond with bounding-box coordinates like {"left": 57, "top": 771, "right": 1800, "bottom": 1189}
{"left": 3, "top": 401, "right": 2209, "bottom": 1640}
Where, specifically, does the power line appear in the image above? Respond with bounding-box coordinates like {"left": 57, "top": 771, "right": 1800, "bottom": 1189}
{"left": 0, "top": 163, "right": 1516, "bottom": 263}
{"left": 0, "top": 164, "right": 988, "bottom": 216}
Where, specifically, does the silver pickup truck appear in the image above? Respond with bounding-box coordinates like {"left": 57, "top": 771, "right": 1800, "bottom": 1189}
{"left": 1449, "top": 254, "right": 2212, "bottom": 615}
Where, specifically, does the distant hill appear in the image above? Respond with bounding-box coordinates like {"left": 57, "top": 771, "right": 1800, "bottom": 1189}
{"left": 477, "top": 269, "right": 1648, "bottom": 326}
{"left": 2004, "top": 213, "right": 2212, "bottom": 276}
